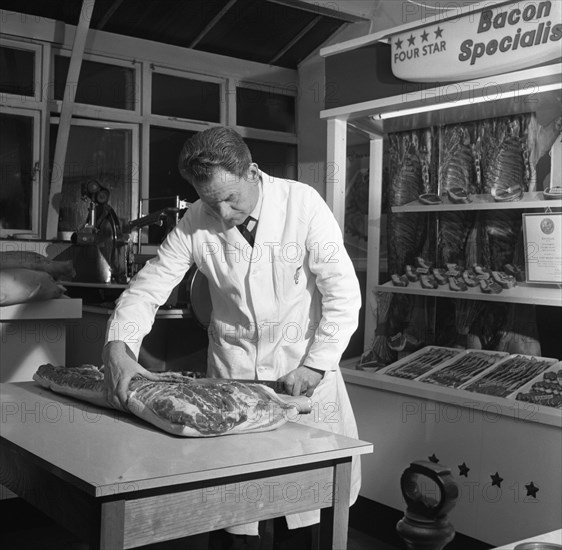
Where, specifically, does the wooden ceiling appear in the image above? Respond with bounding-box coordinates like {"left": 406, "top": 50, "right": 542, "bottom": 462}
{"left": 0, "top": 0, "right": 367, "bottom": 68}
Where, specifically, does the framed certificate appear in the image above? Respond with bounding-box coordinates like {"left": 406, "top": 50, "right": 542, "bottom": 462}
{"left": 523, "top": 212, "right": 562, "bottom": 284}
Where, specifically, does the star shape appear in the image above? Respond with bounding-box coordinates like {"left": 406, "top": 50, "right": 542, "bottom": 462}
{"left": 408, "top": 34, "right": 416, "bottom": 46}
{"left": 458, "top": 462, "right": 470, "bottom": 477}
{"left": 490, "top": 472, "right": 503, "bottom": 488}
{"left": 395, "top": 38, "right": 403, "bottom": 50}
{"left": 428, "top": 453, "right": 439, "bottom": 463}
{"left": 525, "top": 482, "right": 539, "bottom": 498}
{"left": 421, "top": 30, "right": 429, "bottom": 42}
{"left": 435, "top": 26, "right": 444, "bottom": 39}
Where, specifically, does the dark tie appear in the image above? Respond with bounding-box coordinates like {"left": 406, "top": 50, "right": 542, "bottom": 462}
{"left": 237, "top": 216, "right": 257, "bottom": 247}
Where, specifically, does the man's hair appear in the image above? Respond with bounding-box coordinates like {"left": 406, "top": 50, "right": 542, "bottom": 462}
{"left": 178, "top": 126, "right": 252, "bottom": 185}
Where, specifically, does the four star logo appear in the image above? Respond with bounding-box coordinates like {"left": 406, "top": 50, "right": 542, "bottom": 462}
{"left": 393, "top": 27, "right": 445, "bottom": 51}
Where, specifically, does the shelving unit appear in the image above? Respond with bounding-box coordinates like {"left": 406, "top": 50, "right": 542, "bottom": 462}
{"left": 321, "top": 18, "right": 561, "bottom": 545}
{"left": 321, "top": 63, "right": 562, "bottom": 345}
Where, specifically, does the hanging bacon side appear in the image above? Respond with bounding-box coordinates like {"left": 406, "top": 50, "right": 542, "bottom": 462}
{"left": 387, "top": 131, "right": 428, "bottom": 274}
{"left": 484, "top": 117, "right": 528, "bottom": 202}
{"left": 437, "top": 125, "right": 478, "bottom": 266}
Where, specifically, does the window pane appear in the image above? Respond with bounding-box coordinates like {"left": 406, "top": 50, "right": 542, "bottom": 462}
{"left": 0, "top": 46, "right": 35, "bottom": 96}
{"left": 0, "top": 113, "right": 34, "bottom": 230}
{"left": 152, "top": 74, "right": 220, "bottom": 122}
{"left": 245, "top": 139, "right": 297, "bottom": 180}
{"left": 49, "top": 124, "right": 134, "bottom": 234}
{"left": 54, "top": 56, "right": 136, "bottom": 110}
{"left": 237, "top": 87, "right": 295, "bottom": 133}
{"left": 148, "top": 126, "right": 199, "bottom": 244}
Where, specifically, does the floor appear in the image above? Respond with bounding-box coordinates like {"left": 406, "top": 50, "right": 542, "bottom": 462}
{"left": 1, "top": 499, "right": 400, "bottom": 550}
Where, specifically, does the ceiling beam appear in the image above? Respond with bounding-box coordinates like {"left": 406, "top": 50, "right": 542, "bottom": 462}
{"left": 266, "top": 0, "right": 367, "bottom": 22}
{"left": 189, "top": 0, "right": 238, "bottom": 49}
{"left": 96, "top": 0, "right": 124, "bottom": 30}
{"left": 269, "top": 15, "right": 322, "bottom": 65}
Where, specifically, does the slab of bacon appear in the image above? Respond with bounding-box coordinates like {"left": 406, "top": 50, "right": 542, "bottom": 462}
{"left": 33, "top": 364, "right": 307, "bottom": 437}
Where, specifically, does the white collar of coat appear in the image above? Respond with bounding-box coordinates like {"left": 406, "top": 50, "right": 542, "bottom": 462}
{"left": 204, "top": 171, "right": 290, "bottom": 247}
{"left": 248, "top": 173, "right": 263, "bottom": 221}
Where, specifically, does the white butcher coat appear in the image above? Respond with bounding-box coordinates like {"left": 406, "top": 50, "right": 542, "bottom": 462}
{"left": 106, "top": 172, "right": 362, "bottom": 530}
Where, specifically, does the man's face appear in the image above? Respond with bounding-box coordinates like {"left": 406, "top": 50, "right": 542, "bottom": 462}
{"left": 193, "top": 164, "right": 260, "bottom": 227}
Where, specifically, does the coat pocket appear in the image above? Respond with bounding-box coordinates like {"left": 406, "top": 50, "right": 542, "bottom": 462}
{"left": 273, "top": 257, "right": 306, "bottom": 305}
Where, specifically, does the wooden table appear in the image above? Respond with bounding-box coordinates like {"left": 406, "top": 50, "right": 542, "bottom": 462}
{"left": 0, "top": 382, "right": 373, "bottom": 549}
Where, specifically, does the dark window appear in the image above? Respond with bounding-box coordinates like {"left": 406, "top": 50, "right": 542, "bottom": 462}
{"left": 54, "top": 56, "right": 136, "bottom": 110}
{"left": 237, "top": 87, "right": 295, "bottom": 133}
{"left": 49, "top": 124, "right": 134, "bottom": 233}
{"left": 151, "top": 74, "right": 220, "bottom": 122}
{"left": 0, "top": 46, "right": 34, "bottom": 97}
{"left": 148, "top": 126, "right": 199, "bottom": 244}
{"left": 245, "top": 139, "right": 297, "bottom": 180}
{"left": 0, "top": 113, "right": 34, "bottom": 230}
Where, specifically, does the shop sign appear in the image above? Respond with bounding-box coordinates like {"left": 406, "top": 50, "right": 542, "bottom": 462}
{"left": 390, "top": 0, "right": 562, "bottom": 82}
{"left": 523, "top": 212, "right": 562, "bottom": 284}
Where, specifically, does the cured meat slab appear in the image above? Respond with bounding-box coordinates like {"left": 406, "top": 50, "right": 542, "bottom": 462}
{"left": 461, "top": 355, "right": 557, "bottom": 398}
{"left": 33, "top": 364, "right": 308, "bottom": 437}
{"left": 419, "top": 350, "right": 508, "bottom": 389}
{"left": 379, "top": 346, "right": 461, "bottom": 380}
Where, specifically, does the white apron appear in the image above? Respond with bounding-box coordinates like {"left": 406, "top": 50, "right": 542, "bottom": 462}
{"left": 107, "top": 172, "right": 362, "bottom": 529}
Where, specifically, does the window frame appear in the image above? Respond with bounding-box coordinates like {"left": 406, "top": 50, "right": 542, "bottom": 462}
{"left": 50, "top": 48, "right": 142, "bottom": 120}
{"left": 233, "top": 79, "right": 298, "bottom": 143}
{"left": 149, "top": 66, "right": 227, "bottom": 126}
{"left": 0, "top": 38, "right": 42, "bottom": 104}
{"left": 0, "top": 104, "right": 42, "bottom": 237}
{"left": 49, "top": 116, "right": 140, "bottom": 232}
{"left": 0, "top": 25, "right": 299, "bottom": 243}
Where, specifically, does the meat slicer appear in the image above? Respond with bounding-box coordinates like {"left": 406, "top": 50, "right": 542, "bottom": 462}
{"left": 71, "top": 179, "right": 127, "bottom": 283}
{"left": 127, "top": 196, "right": 191, "bottom": 276}
{"left": 72, "top": 185, "right": 191, "bottom": 284}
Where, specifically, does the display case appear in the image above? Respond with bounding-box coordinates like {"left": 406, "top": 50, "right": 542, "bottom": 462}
{"left": 322, "top": 63, "right": 562, "bottom": 345}
{"left": 320, "top": 4, "right": 561, "bottom": 545}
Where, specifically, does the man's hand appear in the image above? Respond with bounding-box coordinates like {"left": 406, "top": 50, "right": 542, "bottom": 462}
{"left": 278, "top": 366, "right": 324, "bottom": 397}
{"left": 102, "top": 341, "right": 161, "bottom": 411}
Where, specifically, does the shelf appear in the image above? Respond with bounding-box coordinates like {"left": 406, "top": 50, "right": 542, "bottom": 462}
{"left": 0, "top": 297, "right": 83, "bottom": 321}
{"left": 391, "top": 192, "right": 561, "bottom": 213}
{"left": 376, "top": 281, "right": 562, "bottom": 307}
{"left": 60, "top": 281, "right": 129, "bottom": 289}
{"left": 83, "top": 304, "right": 192, "bottom": 319}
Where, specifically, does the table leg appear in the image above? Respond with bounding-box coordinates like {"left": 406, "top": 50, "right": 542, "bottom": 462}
{"left": 320, "top": 458, "right": 352, "bottom": 550}
{"left": 96, "top": 500, "right": 125, "bottom": 550}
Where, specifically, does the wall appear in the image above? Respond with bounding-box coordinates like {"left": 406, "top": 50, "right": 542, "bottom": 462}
{"left": 297, "top": 21, "right": 369, "bottom": 196}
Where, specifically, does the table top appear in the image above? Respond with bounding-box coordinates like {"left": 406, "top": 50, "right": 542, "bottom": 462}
{"left": 1, "top": 382, "right": 373, "bottom": 498}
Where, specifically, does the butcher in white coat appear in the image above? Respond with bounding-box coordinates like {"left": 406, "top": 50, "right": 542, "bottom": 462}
{"left": 103, "top": 126, "right": 362, "bottom": 550}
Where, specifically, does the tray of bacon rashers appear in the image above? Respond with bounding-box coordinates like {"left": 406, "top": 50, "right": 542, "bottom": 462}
{"left": 377, "top": 346, "right": 462, "bottom": 380}
{"left": 459, "top": 354, "right": 559, "bottom": 398}
{"left": 417, "top": 349, "right": 509, "bottom": 389}
{"left": 513, "top": 362, "right": 562, "bottom": 409}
